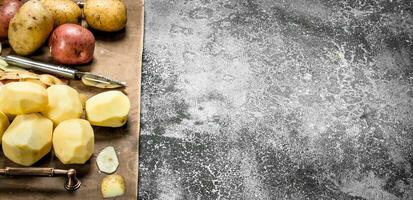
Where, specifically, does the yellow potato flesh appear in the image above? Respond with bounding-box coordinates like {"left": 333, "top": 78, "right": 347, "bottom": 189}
{"left": 53, "top": 119, "right": 94, "bottom": 164}
{"left": 0, "top": 82, "right": 48, "bottom": 115}
{"left": 42, "top": 85, "right": 83, "bottom": 125}
{"left": 101, "top": 174, "right": 126, "bottom": 198}
{"left": 2, "top": 113, "right": 53, "bottom": 166}
{"left": 86, "top": 91, "right": 130, "bottom": 127}
{"left": 0, "top": 112, "right": 10, "bottom": 145}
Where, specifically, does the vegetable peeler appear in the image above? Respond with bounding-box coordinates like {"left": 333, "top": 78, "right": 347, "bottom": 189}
{"left": 0, "top": 167, "right": 81, "bottom": 191}
{"left": 0, "top": 55, "right": 127, "bottom": 89}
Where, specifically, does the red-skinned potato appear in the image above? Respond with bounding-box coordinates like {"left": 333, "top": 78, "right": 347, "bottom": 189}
{"left": 49, "top": 24, "right": 95, "bottom": 65}
{"left": 0, "top": 0, "right": 22, "bottom": 38}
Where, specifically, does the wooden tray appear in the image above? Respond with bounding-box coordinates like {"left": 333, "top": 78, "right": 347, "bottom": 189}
{"left": 0, "top": 0, "right": 144, "bottom": 199}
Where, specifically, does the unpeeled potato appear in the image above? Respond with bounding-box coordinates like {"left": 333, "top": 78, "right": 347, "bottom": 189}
{"left": 0, "top": 0, "right": 23, "bottom": 38}
{"left": 84, "top": 0, "right": 127, "bottom": 32}
{"left": 8, "top": 0, "right": 54, "bottom": 55}
{"left": 40, "top": 0, "right": 81, "bottom": 27}
{"left": 49, "top": 24, "right": 95, "bottom": 65}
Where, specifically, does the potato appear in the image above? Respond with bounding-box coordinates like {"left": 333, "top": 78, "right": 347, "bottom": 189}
{"left": 49, "top": 24, "right": 95, "bottom": 65}
{"left": 40, "top": 0, "right": 81, "bottom": 27}
{"left": 8, "top": 0, "right": 53, "bottom": 55}
{"left": 101, "top": 174, "right": 125, "bottom": 198}
{"left": 84, "top": 0, "right": 127, "bottom": 32}
{"left": 96, "top": 146, "right": 119, "bottom": 174}
{"left": 0, "top": 82, "right": 48, "bottom": 115}
{"left": 41, "top": 85, "right": 83, "bottom": 125}
{"left": 53, "top": 119, "right": 94, "bottom": 164}
{"left": 86, "top": 91, "right": 130, "bottom": 127}
{"left": 0, "top": 0, "right": 22, "bottom": 38}
{"left": 2, "top": 113, "right": 53, "bottom": 166}
{"left": 0, "top": 111, "right": 10, "bottom": 144}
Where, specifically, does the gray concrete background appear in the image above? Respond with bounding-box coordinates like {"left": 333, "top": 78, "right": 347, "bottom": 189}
{"left": 139, "top": 0, "right": 413, "bottom": 199}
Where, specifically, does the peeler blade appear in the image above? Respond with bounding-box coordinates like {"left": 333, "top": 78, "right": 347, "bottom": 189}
{"left": 78, "top": 72, "right": 127, "bottom": 89}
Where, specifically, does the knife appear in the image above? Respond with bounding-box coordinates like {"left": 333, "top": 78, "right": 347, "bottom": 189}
{"left": 0, "top": 55, "right": 127, "bottom": 89}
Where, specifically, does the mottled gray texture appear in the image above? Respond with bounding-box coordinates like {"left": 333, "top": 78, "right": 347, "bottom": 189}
{"left": 139, "top": 0, "right": 413, "bottom": 199}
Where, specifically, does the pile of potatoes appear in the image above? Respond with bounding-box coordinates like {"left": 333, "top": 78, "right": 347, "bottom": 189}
{"left": 0, "top": 0, "right": 127, "bottom": 64}
{"left": 0, "top": 82, "right": 130, "bottom": 166}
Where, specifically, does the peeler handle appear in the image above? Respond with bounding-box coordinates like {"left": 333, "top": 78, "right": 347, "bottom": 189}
{"left": 2, "top": 55, "right": 77, "bottom": 79}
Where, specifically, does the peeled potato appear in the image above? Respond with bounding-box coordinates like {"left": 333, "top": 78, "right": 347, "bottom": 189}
{"left": 86, "top": 91, "right": 130, "bottom": 127}
{"left": 2, "top": 113, "right": 53, "bottom": 166}
{"left": 53, "top": 119, "right": 94, "bottom": 164}
{"left": 0, "top": 82, "right": 48, "bottom": 115}
{"left": 0, "top": 111, "right": 10, "bottom": 145}
{"left": 42, "top": 85, "right": 83, "bottom": 125}
{"left": 101, "top": 174, "right": 125, "bottom": 198}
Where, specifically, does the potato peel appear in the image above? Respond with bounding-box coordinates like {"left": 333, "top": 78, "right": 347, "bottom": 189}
{"left": 22, "top": 79, "right": 47, "bottom": 88}
{"left": 0, "top": 63, "right": 28, "bottom": 72}
{"left": 0, "top": 71, "right": 38, "bottom": 80}
{"left": 0, "top": 59, "right": 7, "bottom": 69}
{"left": 101, "top": 174, "right": 125, "bottom": 198}
{"left": 39, "top": 74, "right": 68, "bottom": 85}
{"left": 0, "top": 70, "right": 68, "bottom": 87}
{"left": 96, "top": 146, "right": 119, "bottom": 174}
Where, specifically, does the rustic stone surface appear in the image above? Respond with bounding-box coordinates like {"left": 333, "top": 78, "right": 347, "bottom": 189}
{"left": 139, "top": 0, "right": 413, "bottom": 199}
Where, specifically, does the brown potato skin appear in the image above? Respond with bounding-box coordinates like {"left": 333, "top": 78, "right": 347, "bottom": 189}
{"left": 0, "top": 0, "right": 22, "bottom": 38}
{"left": 49, "top": 24, "right": 95, "bottom": 65}
{"left": 84, "top": 0, "right": 127, "bottom": 32}
{"left": 8, "top": 0, "right": 54, "bottom": 56}
{"left": 40, "top": 0, "right": 81, "bottom": 27}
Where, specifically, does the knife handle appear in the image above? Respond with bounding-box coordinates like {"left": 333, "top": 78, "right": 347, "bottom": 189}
{"left": 0, "top": 167, "right": 56, "bottom": 176}
{"left": 0, "top": 167, "right": 81, "bottom": 191}
{"left": 3, "top": 55, "right": 77, "bottom": 79}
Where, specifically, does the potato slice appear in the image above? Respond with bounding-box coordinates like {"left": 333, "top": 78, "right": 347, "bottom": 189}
{"left": 0, "top": 111, "right": 10, "bottom": 145}
{"left": 101, "top": 174, "right": 125, "bottom": 198}
{"left": 96, "top": 146, "right": 119, "bottom": 174}
{"left": 86, "top": 91, "right": 130, "bottom": 127}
